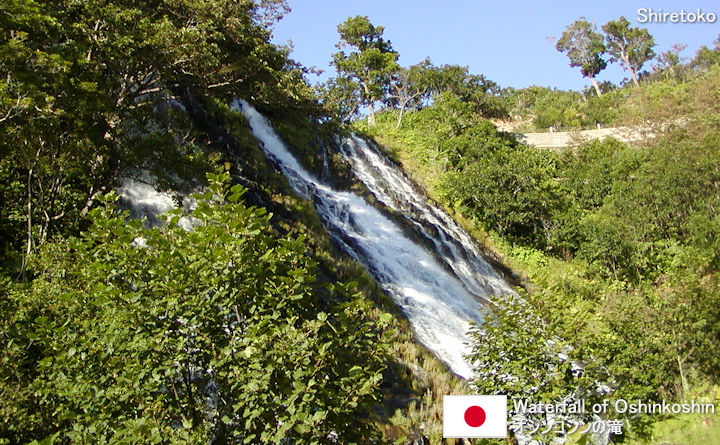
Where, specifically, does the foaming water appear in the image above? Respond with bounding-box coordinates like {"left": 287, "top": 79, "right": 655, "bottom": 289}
{"left": 236, "top": 100, "right": 514, "bottom": 378}
{"left": 117, "top": 177, "right": 196, "bottom": 230}
{"left": 338, "top": 136, "right": 512, "bottom": 299}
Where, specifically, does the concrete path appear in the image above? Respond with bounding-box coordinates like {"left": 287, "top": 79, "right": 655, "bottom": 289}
{"left": 516, "top": 126, "right": 651, "bottom": 148}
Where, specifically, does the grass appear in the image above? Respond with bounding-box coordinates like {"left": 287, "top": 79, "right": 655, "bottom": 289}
{"left": 632, "top": 413, "right": 720, "bottom": 445}
{"left": 625, "top": 385, "right": 720, "bottom": 445}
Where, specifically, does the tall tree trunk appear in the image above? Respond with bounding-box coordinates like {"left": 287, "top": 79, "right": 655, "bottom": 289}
{"left": 629, "top": 68, "right": 639, "bottom": 87}
{"left": 19, "top": 167, "right": 33, "bottom": 281}
{"left": 363, "top": 82, "right": 376, "bottom": 126}
{"left": 367, "top": 102, "right": 376, "bottom": 126}
{"left": 19, "top": 145, "right": 43, "bottom": 281}
{"left": 396, "top": 100, "right": 408, "bottom": 129}
{"left": 589, "top": 75, "right": 602, "bottom": 97}
{"left": 623, "top": 54, "right": 640, "bottom": 87}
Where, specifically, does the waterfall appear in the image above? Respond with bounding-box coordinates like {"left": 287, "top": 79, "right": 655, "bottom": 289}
{"left": 338, "top": 136, "right": 513, "bottom": 299}
{"left": 117, "top": 177, "right": 196, "bottom": 230}
{"left": 235, "top": 100, "right": 514, "bottom": 378}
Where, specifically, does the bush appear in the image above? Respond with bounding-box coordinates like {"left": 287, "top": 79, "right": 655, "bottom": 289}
{"left": 0, "top": 173, "right": 389, "bottom": 444}
{"left": 438, "top": 145, "right": 568, "bottom": 249}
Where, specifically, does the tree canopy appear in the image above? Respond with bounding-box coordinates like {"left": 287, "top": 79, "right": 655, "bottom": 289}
{"left": 1, "top": 174, "right": 390, "bottom": 443}
{"left": 0, "top": 0, "right": 318, "bottom": 274}
{"left": 384, "top": 58, "right": 435, "bottom": 128}
{"left": 691, "top": 35, "right": 720, "bottom": 70}
{"left": 331, "top": 16, "right": 399, "bottom": 126}
{"left": 556, "top": 18, "right": 607, "bottom": 96}
{"left": 602, "top": 16, "right": 656, "bottom": 86}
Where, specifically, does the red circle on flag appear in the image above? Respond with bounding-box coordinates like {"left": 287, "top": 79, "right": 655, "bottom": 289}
{"left": 464, "top": 405, "right": 486, "bottom": 427}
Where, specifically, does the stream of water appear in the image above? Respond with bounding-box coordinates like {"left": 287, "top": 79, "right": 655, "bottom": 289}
{"left": 236, "top": 100, "right": 515, "bottom": 378}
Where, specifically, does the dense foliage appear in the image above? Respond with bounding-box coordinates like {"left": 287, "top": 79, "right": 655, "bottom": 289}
{"left": 331, "top": 15, "right": 399, "bottom": 126}
{"left": 1, "top": 174, "right": 390, "bottom": 443}
{"left": 320, "top": 16, "right": 508, "bottom": 129}
{"left": 0, "top": 0, "right": 318, "bottom": 274}
{"left": 368, "top": 59, "right": 720, "bottom": 441}
{"left": 556, "top": 18, "right": 607, "bottom": 96}
{"left": 0, "top": 3, "right": 428, "bottom": 443}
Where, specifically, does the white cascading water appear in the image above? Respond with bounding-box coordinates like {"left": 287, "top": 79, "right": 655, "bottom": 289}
{"left": 117, "top": 177, "right": 196, "bottom": 230}
{"left": 236, "top": 100, "right": 515, "bottom": 378}
{"left": 338, "top": 137, "right": 513, "bottom": 299}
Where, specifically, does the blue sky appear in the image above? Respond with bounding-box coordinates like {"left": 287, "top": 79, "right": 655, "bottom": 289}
{"left": 270, "top": 0, "right": 720, "bottom": 91}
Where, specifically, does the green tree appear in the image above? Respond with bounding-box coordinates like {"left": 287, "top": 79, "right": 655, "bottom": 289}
{"left": 467, "top": 294, "right": 600, "bottom": 443}
{"left": 467, "top": 294, "right": 578, "bottom": 401}
{"left": 556, "top": 18, "right": 607, "bottom": 96}
{"left": 316, "top": 76, "right": 361, "bottom": 123}
{"left": 691, "top": 35, "right": 720, "bottom": 70}
{"left": 0, "top": 173, "right": 389, "bottom": 443}
{"left": 602, "top": 17, "right": 656, "bottom": 87}
{"left": 0, "top": 0, "right": 311, "bottom": 276}
{"left": 652, "top": 43, "right": 688, "bottom": 83}
{"left": 531, "top": 89, "right": 584, "bottom": 129}
{"left": 331, "top": 16, "right": 399, "bottom": 126}
{"left": 438, "top": 142, "right": 568, "bottom": 247}
{"left": 385, "top": 58, "right": 434, "bottom": 128}
{"left": 427, "top": 64, "right": 508, "bottom": 119}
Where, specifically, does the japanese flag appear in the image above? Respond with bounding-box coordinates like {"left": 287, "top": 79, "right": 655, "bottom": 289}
{"left": 443, "top": 395, "right": 507, "bottom": 438}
